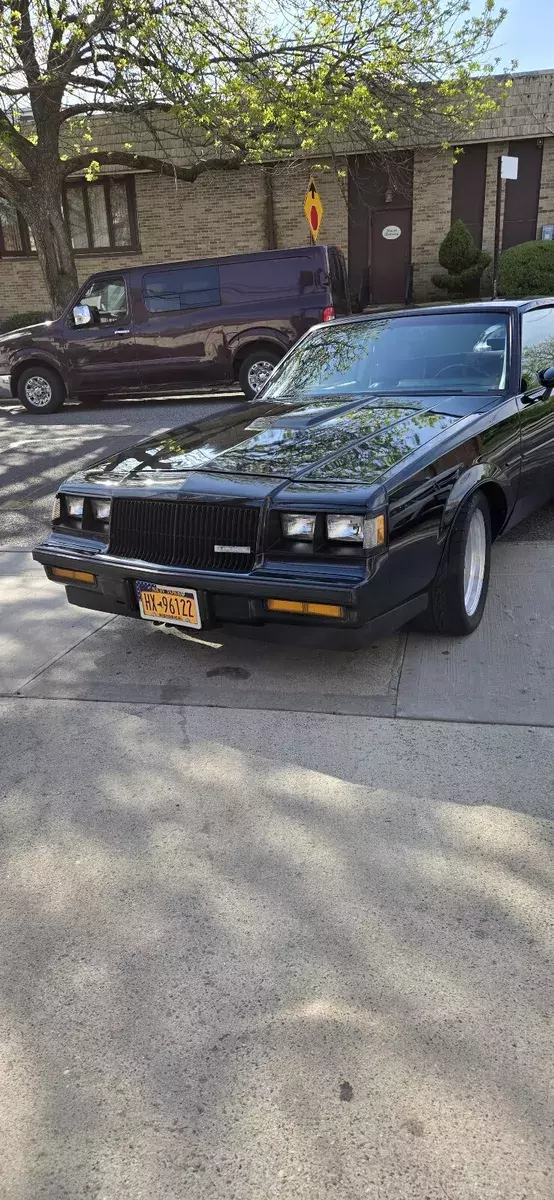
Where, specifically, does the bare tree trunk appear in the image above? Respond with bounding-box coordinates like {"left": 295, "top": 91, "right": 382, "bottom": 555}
{"left": 22, "top": 173, "right": 78, "bottom": 315}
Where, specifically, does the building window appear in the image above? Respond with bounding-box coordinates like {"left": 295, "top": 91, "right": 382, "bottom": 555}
{"left": 0, "top": 176, "right": 139, "bottom": 258}
{"left": 64, "top": 177, "right": 138, "bottom": 253}
{"left": 0, "top": 197, "right": 36, "bottom": 256}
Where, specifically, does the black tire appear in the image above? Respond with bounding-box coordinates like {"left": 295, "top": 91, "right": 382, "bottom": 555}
{"left": 415, "top": 491, "right": 491, "bottom": 636}
{"left": 238, "top": 349, "right": 281, "bottom": 399}
{"left": 17, "top": 365, "right": 66, "bottom": 414}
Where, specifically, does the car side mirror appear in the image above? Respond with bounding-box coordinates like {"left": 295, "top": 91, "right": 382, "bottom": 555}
{"left": 538, "top": 365, "right": 554, "bottom": 389}
{"left": 72, "top": 304, "right": 94, "bottom": 327}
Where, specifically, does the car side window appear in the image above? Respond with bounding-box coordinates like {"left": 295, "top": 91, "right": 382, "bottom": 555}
{"left": 143, "top": 266, "right": 220, "bottom": 313}
{"left": 521, "top": 307, "right": 554, "bottom": 390}
{"left": 79, "top": 277, "right": 127, "bottom": 324}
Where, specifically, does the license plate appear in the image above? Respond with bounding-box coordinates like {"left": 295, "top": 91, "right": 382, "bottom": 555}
{"left": 136, "top": 582, "right": 201, "bottom": 628}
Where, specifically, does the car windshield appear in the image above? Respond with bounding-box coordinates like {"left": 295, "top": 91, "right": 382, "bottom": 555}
{"left": 264, "top": 313, "right": 509, "bottom": 398}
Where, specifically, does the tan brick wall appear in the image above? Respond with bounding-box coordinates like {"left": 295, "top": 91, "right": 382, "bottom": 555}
{"left": 537, "top": 136, "right": 554, "bottom": 234}
{"left": 411, "top": 149, "right": 453, "bottom": 299}
{"left": 2, "top": 126, "right": 554, "bottom": 323}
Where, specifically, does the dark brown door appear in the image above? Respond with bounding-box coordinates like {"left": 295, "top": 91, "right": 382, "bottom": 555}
{"left": 370, "top": 209, "right": 410, "bottom": 305}
{"left": 64, "top": 274, "right": 141, "bottom": 395}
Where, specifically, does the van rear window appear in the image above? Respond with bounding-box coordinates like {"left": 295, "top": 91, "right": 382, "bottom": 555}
{"left": 143, "top": 266, "right": 220, "bottom": 312}
{"left": 220, "top": 256, "right": 321, "bottom": 304}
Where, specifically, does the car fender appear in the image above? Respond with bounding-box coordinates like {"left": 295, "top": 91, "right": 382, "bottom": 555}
{"left": 9, "top": 348, "right": 67, "bottom": 396}
{"left": 227, "top": 327, "right": 292, "bottom": 361}
{"left": 441, "top": 463, "right": 514, "bottom": 538}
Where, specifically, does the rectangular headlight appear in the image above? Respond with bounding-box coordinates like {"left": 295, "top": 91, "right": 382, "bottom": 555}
{"left": 91, "top": 498, "right": 111, "bottom": 522}
{"left": 326, "top": 514, "right": 364, "bottom": 542}
{"left": 282, "top": 513, "right": 316, "bottom": 540}
{"left": 326, "top": 513, "right": 386, "bottom": 548}
{"left": 66, "top": 495, "right": 84, "bottom": 519}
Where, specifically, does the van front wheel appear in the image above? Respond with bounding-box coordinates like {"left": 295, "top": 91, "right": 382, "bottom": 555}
{"left": 239, "top": 349, "right": 281, "bottom": 399}
{"left": 17, "top": 366, "right": 66, "bottom": 414}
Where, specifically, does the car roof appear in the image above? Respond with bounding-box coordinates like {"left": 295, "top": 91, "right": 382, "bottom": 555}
{"left": 334, "top": 299, "right": 554, "bottom": 327}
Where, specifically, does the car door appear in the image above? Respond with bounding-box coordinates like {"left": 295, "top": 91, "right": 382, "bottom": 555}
{"left": 516, "top": 305, "right": 554, "bottom": 519}
{"left": 132, "top": 263, "right": 230, "bottom": 391}
{"left": 63, "top": 274, "right": 141, "bottom": 395}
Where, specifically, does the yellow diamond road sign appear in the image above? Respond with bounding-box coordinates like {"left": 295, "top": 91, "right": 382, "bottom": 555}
{"left": 304, "top": 176, "right": 323, "bottom": 241}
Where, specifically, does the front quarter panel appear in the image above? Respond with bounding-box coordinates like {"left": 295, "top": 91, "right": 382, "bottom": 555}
{"left": 385, "top": 396, "right": 521, "bottom": 608}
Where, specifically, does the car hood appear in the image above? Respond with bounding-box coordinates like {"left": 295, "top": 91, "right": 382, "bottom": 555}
{"left": 71, "top": 394, "right": 467, "bottom": 487}
{"left": 0, "top": 320, "right": 54, "bottom": 345}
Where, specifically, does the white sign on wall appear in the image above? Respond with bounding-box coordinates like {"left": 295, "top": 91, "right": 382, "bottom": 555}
{"left": 382, "top": 225, "right": 402, "bottom": 240}
{"left": 501, "top": 155, "right": 519, "bottom": 180}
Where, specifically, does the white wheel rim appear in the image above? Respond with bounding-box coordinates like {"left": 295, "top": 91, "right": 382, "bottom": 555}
{"left": 463, "top": 508, "right": 487, "bottom": 616}
{"left": 247, "top": 360, "right": 274, "bottom": 394}
{"left": 24, "top": 375, "right": 52, "bottom": 408}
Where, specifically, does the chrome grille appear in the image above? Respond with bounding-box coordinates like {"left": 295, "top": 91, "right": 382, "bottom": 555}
{"left": 109, "top": 498, "right": 259, "bottom": 573}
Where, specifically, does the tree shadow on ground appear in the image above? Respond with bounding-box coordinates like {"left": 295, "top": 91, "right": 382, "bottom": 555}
{"left": 0, "top": 698, "right": 552, "bottom": 1200}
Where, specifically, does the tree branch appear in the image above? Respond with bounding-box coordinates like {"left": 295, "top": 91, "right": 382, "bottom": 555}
{"left": 61, "top": 149, "right": 245, "bottom": 181}
{"left": 0, "top": 163, "right": 31, "bottom": 206}
{"left": 0, "top": 110, "right": 36, "bottom": 171}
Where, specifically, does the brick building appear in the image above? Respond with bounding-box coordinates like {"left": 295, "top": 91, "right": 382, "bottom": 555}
{"left": 0, "top": 70, "right": 553, "bottom": 321}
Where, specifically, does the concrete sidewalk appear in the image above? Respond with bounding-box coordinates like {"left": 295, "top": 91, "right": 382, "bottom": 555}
{"left": 0, "top": 548, "right": 552, "bottom": 1200}
{"left": 2, "top": 545, "right": 553, "bottom": 726}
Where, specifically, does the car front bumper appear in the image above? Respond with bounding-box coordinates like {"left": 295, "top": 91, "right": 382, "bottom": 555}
{"left": 33, "top": 539, "right": 427, "bottom": 638}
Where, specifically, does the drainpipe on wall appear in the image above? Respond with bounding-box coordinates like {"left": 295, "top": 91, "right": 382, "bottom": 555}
{"left": 263, "top": 166, "right": 276, "bottom": 250}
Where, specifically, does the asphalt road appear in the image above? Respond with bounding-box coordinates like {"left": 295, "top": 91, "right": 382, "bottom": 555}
{"left": 0, "top": 388, "right": 244, "bottom": 549}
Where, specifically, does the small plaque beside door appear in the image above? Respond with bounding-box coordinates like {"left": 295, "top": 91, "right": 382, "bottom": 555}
{"left": 382, "top": 224, "right": 402, "bottom": 240}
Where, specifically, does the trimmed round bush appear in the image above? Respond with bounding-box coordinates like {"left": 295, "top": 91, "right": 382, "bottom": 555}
{"left": 432, "top": 219, "right": 490, "bottom": 298}
{"left": 496, "top": 240, "right": 554, "bottom": 298}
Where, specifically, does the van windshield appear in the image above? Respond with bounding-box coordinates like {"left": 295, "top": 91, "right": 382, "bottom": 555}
{"left": 263, "top": 313, "right": 509, "bottom": 398}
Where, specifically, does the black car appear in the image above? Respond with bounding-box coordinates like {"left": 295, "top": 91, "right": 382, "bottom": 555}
{"left": 34, "top": 300, "right": 554, "bottom": 639}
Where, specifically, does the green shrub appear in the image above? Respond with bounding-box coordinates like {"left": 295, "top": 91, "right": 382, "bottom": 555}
{"left": 0, "top": 310, "right": 50, "bottom": 334}
{"left": 494, "top": 240, "right": 554, "bottom": 298}
{"left": 432, "top": 219, "right": 491, "bottom": 298}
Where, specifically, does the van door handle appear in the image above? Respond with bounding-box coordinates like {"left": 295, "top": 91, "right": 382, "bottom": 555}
{"left": 112, "top": 328, "right": 131, "bottom": 336}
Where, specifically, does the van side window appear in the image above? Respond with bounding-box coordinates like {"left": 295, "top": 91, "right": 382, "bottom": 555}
{"left": 143, "top": 266, "right": 220, "bottom": 313}
{"left": 220, "top": 257, "right": 318, "bottom": 304}
{"left": 80, "top": 277, "right": 127, "bottom": 323}
{"left": 521, "top": 306, "right": 554, "bottom": 390}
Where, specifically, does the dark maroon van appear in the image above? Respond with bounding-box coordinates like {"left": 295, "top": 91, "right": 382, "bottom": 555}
{"left": 0, "top": 244, "right": 350, "bottom": 413}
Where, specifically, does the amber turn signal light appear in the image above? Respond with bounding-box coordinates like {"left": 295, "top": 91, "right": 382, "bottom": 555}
{"left": 267, "top": 599, "right": 344, "bottom": 618}
{"left": 51, "top": 567, "right": 96, "bottom": 584}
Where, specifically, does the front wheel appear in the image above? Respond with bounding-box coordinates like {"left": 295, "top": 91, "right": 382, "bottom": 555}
{"left": 238, "top": 349, "right": 281, "bottom": 399}
{"left": 17, "top": 365, "right": 66, "bottom": 414}
{"left": 417, "top": 491, "right": 491, "bottom": 636}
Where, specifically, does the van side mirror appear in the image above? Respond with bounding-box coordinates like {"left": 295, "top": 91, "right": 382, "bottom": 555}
{"left": 72, "top": 304, "right": 94, "bottom": 327}
{"left": 538, "top": 365, "right": 554, "bottom": 389}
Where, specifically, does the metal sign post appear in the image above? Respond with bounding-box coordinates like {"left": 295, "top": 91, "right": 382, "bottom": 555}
{"left": 492, "top": 155, "right": 518, "bottom": 299}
